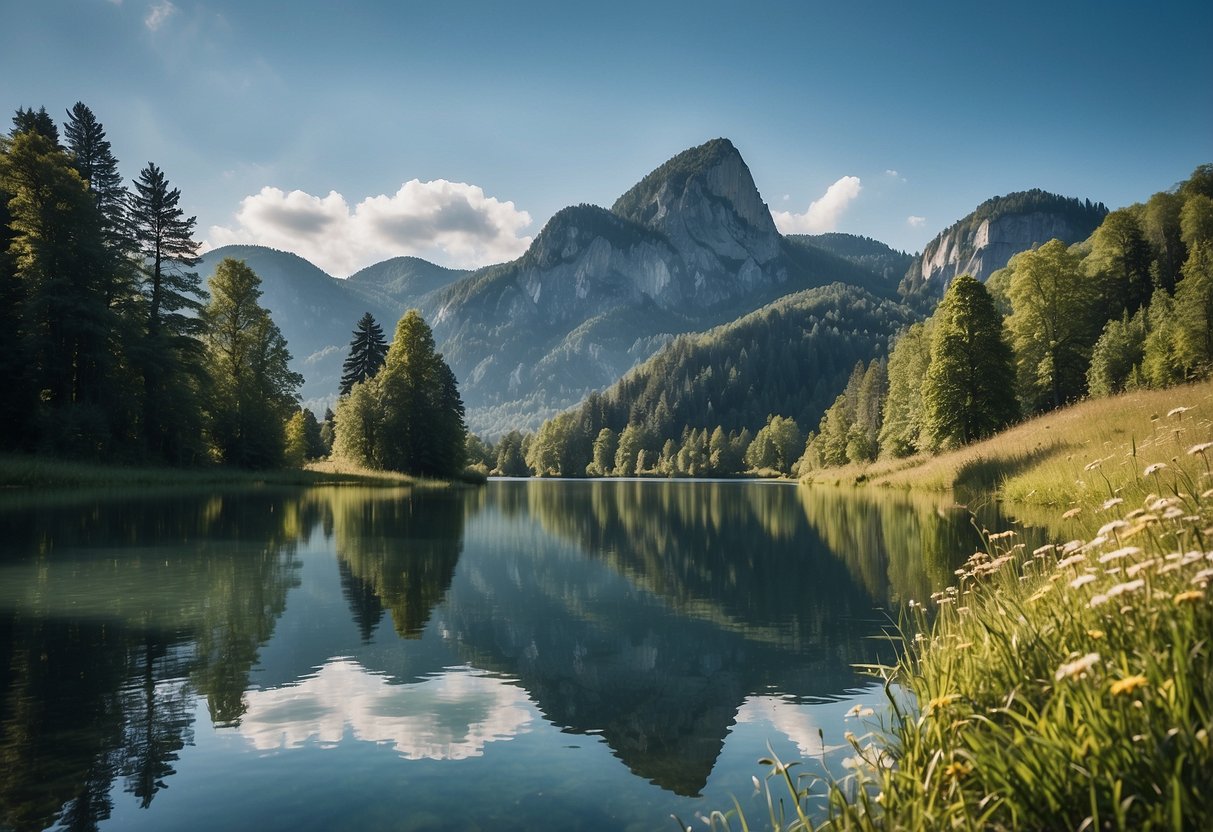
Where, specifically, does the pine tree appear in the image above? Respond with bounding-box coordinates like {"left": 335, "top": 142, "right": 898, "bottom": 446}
{"left": 339, "top": 312, "right": 389, "bottom": 396}
{"left": 371, "top": 310, "right": 466, "bottom": 477}
{"left": 11, "top": 106, "right": 59, "bottom": 145}
{"left": 923, "top": 275, "right": 1018, "bottom": 449}
{"left": 0, "top": 128, "right": 120, "bottom": 453}
{"left": 127, "top": 162, "right": 206, "bottom": 461}
{"left": 64, "top": 102, "right": 129, "bottom": 254}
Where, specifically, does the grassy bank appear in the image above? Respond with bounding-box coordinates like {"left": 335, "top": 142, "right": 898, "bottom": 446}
{"left": 803, "top": 378, "right": 1213, "bottom": 511}
{"left": 716, "top": 383, "right": 1213, "bottom": 830}
{"left": 0, "top": 453, "right": 431, "bottom": 489}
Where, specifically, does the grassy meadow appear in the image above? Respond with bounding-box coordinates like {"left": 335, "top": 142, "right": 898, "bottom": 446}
{"left": 715, "top": 381, "right": 1213, "bottom": 830}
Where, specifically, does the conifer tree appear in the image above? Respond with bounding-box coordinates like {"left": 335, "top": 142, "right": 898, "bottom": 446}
{"left": 0, "top": 128, "right": 119, "bottom": 453}
{"left": 64, "top": 103, "right": 129, "bottom": 254}
{"left": 339, "top": 312, "right": 389, "bottom": 396}
{"left": 128, "top": 162, "right": 206, "bottom": 460}
{"left": 923, "top": 275, "right": 1017, "bottom": 449}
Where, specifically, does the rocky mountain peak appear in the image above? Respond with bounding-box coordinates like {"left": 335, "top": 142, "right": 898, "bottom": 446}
{"left": 611, "top": 138, "right": 777, "bottom": 238}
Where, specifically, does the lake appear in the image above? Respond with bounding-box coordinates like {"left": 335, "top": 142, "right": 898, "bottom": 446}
{"left": 0, "top": 479, "right": 1039, "bottom": 831}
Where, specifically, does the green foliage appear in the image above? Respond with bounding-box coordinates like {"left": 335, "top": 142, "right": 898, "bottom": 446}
{"left": 128, "top": 162, "right": 208, "bottom": 462}
{"left": 1086, "top": 309, "right": 1147, "bottom": 397}
{"left": 493, "top": 430, "right": 530, "bottom": 476}
{"left": 587, "top": 428, "right": 618, "bottom": 476}
{"left": 744, "top": 415, "right": 802, "bottom": 475}
{"left": 0, "top": 127, "right": 128, "bottom": 456}
{"left": 339, "top": 312, "right": 388, "bottom": 396}
{"left": 203, "top": 258, "right": 302, "bottom": 469}
{"left": 878, "top": 321, "right": 934, "bottom": 458}
{"left": 1087, "top": 207, "right": 1154, "bottom": 316}
{"left": 521, "top": 284, "right": 910, "bottom": 477}
{"left": 1174, "top": 240, "right": 1213, "bottom": 374}
{"left": 1181, "top": 193, "right": 1213, "bottom": 249}
{"left": 1142, "top": 290, "right": 1186, "bottom": 388}
{"left": 789, "top": 232, "right": 912, "bottom": 282}
{"left": 332, "top": 310, "right": 466, "bottom": 478}
{"left": 924, "top": 275, "right": 1018, "bottom": 449}
{"left": 1006, "top": 239, "right": 1098, "bottom": 412}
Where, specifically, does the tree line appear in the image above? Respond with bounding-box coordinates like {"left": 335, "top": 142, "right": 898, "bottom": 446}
{"left": 460, "top": 284, "right": 912, "bottom": 478}
{"left": 803, "top": 164, "right": 1213, "bottom": 469}
{"left": 0, "top": 103, "right": 307, "bottom": 468}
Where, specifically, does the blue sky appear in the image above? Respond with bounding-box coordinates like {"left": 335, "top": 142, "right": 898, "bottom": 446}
{"left": 3, "top": 0, "right": 1210, "bottom": 275}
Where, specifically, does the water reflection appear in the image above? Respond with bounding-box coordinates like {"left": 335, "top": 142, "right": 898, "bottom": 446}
{"left": 239, "top": 661, "right": 532, "bottom": 760}
{"left": 0, "top": 481, "right": 1043, "bottom": 831}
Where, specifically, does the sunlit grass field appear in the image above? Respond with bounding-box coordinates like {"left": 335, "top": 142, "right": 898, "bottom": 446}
{"left": 718, "top": 382, "right": 1213, "bottom": 830}
{"left": 805, "top": 377, "right": 1213, "bottom": 511}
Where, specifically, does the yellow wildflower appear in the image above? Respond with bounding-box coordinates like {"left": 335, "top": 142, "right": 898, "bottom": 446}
{"left": 1174, "top": 589, "right": 1205, "bottom": 605}
{"left": 1110, "top": 675, "right": 1148, "bottom": 696}
{"left": 1087, "top": 629, "right": 1105, "bottom": 640}
{"left": 943, "top": 761, "right": 972, "bottom": 780}
{"left": 928, "top": 693, "right": 960, "bottom": 713}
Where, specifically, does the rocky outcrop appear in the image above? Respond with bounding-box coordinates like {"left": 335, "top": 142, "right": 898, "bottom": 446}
{"left": 423, "top": 138, "right": 856, "bottom": 435}
{"left": 899, "top": 190, "right": 1108, "bottom": 304}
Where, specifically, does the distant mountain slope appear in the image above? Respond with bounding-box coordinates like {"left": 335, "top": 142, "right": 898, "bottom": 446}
{"left": 789, "top": 232, "right": 912, "bottom": 283}
{"left": 900, "top": 189, "right": 1107, "bottom": 304}
{"left": 347, "top": 256, "right": 469, "bottom": 303}
{"left": 197, "top": 245, "right": 402, "bottom": 413}
{"left": 422, "top": 139, "right": 895, "bottom": 435}
{"left": 551, "top": 282, "right": 914, "bottom": 447}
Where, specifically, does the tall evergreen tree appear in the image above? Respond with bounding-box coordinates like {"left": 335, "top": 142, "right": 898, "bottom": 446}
{"left": 127, "top": 162, "right": 206, "bottom": 460}
{"left": 11, "top": 106, "right": 59, "bottom": 145}
{"left": 923, "top": 274, "right": 1018, "bottom": 449}
{"left": 341, "top": 309, "right": 467, "bottom": 478}
{"left": 64, "top": 103, "right": 129, "bottom": 254}
{"left": 0, "top": 128, "right": 119, "bottom": 453}
{"left": 339, "top": 312, "right": 388, "bottom": 396}
{"left": 203, "top": 258, "right": 302, "bottom": 468}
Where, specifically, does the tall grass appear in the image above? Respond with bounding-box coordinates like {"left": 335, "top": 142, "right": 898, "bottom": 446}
{"left": 715, "top": 383, "right": 1213, "bottom": 830}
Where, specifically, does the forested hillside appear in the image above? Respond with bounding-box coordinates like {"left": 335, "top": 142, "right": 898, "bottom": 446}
{"left": 803, "top": 164, "right": 1213, "bottom": 471}
{"left": 519, "top": 283, "right": 913, "bottom": 477}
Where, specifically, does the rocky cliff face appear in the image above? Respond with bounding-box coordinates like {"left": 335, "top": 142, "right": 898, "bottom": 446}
{"left": 899, "top": 190, "right": 1108, "bottom": 304}
{"left": 424, "top": 138, "right": 840, "bottom": 436}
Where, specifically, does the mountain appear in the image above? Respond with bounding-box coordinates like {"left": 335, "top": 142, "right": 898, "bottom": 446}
{"left": 197, "top": 245, "right": 403, "bottom": 414}
{"left": 899, "top": 189, "right": 1108, "bottom": 305}
{"left": 789, "top": 232, "right": 913, "bottom": 283}
{"left": 346, "top": 256, "right": 469, "bottom": 302}
{"left": 421, "top": 139, "right": 896, "bottom": 436}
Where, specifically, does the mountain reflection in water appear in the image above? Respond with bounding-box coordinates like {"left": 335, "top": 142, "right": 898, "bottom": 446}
{"left": 0, "top": 481, "right": 1040, "bottom": 831}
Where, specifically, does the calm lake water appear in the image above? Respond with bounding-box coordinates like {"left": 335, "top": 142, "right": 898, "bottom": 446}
{"left": 0, "top": 480, "right": 1038, "bottom": 832}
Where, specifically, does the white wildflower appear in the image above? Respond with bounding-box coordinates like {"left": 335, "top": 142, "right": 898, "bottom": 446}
{"left": 1055, "top": 652, "right": 1101, "bottom": 681}
{"left": 1070, "top": 574, "right": 1097, "bottom": 589}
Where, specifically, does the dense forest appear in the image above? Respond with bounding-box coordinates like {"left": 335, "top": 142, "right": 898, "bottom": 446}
{"left": 472, "top": 284, "right": 913, "bottom": 477}
{"left": 803, "top": 165, "right": 1213, "bottom": 469}
{"left": 0, "top": 103, "right": 466, "bottom": 478}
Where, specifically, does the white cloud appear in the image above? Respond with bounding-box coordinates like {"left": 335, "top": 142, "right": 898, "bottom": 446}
{"left": 771, "top": 175, "right": 862, "bottom": 235}
{"left": 144, "top": 0, "right": 175, "bottom": 30}
{"left": 206, "top": 180, "right": 533, "bottom": 276}
{"left": 906, "top": 215, "right": 927, "bottom": 227}
{"left": 884, "top": 169, "right": 899, "bottom": 178}
{"left": 238, "top": 660, "right": 534, "bottom": 760}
